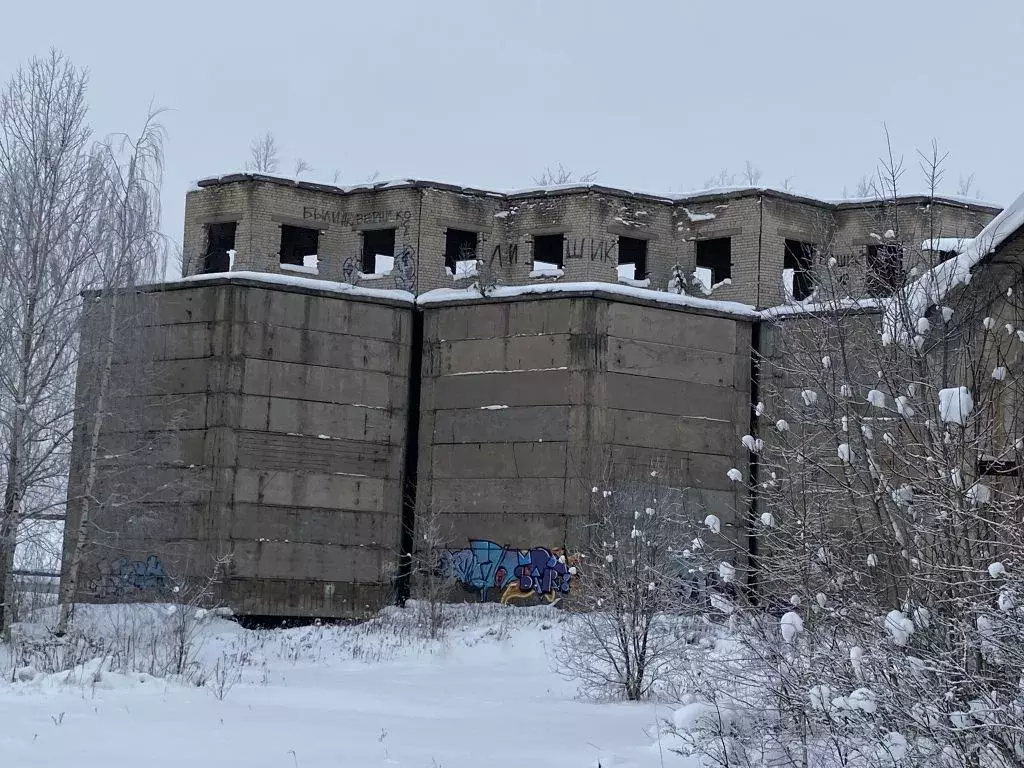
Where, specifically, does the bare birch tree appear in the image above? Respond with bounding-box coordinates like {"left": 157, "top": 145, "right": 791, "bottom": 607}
{"left": 0, "top": 51, "right": 105, "bottom": 634}
{"left": 56, "top": 113, "right": 167, "bottom": 635}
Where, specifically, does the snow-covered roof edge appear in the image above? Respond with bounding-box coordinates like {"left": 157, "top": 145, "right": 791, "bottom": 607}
{"left": 760, "top": 298, "right": 882, "bottom": 319}
{"left": 192, "top": 172, "right": 1003, "bottom": 213}
{"left": 417, "top": 281, "right": 759, "bottom": 318}
{"left": 883, "top": 190, "right": 1024, "bottom": 340}
{"left": 147, "top": 271, "right": 416, "bottom": 304}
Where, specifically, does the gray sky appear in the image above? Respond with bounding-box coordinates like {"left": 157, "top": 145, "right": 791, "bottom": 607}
{"left": 3, "top": 0, "right": 1021, "bottom": 253}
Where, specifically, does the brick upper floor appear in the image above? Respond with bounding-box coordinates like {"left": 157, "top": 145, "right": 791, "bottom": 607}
{"left": 183, "top": 174, "right": 1000, "bottom": 308}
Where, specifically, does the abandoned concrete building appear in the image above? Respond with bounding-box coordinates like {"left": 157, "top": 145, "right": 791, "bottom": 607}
{"left": 60, "top": 173, "right": 1005, "bottom": 618}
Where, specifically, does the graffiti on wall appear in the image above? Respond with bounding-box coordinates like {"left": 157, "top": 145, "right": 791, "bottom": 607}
{"left": 565, "top": 239, "right": 610, "bottom": 264}
{"left": 487, "top": 242, "right": 519, "bottom": 267}
{"left": 342, "top": 244, "right": 417, "bottom": 291}
{"left": 302, "top": 207, "right": 413, "bottom": 238}
{"left": 439, "top": 539, "right": 576, "bottom": 605}
{"left": 341, "top": 255, "right": 360, "bottom": 283}
{"left": 90, "top": 555, "right": 174, "bottom": 597}
{"left": 393, "top": 244, "right": 417, "bottom": 291}
{"left": 565, "top": 237, "right": 616, "bottom": 262}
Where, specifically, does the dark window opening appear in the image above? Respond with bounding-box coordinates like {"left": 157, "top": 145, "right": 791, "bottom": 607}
{"left": 695, "top": 237, "right": 732, "bottom": 287}
{"left": 279, "top": 225, "right": 320, "bottom": 267}
{"left": 866, "top": 244, "right": 904, "bottom": 297}
{"left": 444, "top": 229, "right": 478, "bottom": 275}
{"left": 203, "top": 222, "right": 236, "bottom": 274}
{"left": 362, "top": 228, "right": 396, "bottom": 274}
{"left": 532, "top": 234, "right": 564, "bottom": 269}
{"left": 937, "top": 250, "right": 958, "bottom": 263}
{"left": 618, "top": 236, "right": 648, "bottom": 280}
{"left": 783, "top": 239, "right": 815, "bottom": 301}
{"left": 978, "top": 458, "right": 1020, "bottom": 477}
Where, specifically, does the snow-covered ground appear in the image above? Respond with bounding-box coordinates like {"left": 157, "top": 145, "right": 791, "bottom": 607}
{"left": 0, "top": 604, "right": 686, "bottom": 768}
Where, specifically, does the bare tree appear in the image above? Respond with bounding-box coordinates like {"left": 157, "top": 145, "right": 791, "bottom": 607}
{"left": 246, "top": 131, "right": 279, "bottom": 174}
{"left": 671, "top": 146, "right": 1024, "bottom": 768}
{"left": 0, "top": 51, "right": 106, "bottom": 635}
{"left": 743, "top": 160, "right": 763, "bottom": 186}
{"left": 293, "top": 158, "right": 312, "bottom": 180}
{"left": 532, "top": 163, "right": 597, "bottom": 186}
{"left": 56, "top": 112, "right": 167, "bottom": 635}
{"left": 704, "top": 168, "right": 737, "bottom": 188}
{"left": 845, "top": 174, "right": 878, "bottom": 199}
{"left": 958, "top": 173, "right": 978, "bottom": 199}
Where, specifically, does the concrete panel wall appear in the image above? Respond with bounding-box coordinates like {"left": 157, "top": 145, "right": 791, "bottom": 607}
{"left": 63, "top": 278, "right": 413, "bottom": 619}
{"left": 417, "top": 292, "right": 752, "bottom": 583}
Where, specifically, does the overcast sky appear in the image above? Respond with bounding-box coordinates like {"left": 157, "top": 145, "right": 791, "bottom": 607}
{"left": 3, "top": 0, "right": 1021, "bottom": 255}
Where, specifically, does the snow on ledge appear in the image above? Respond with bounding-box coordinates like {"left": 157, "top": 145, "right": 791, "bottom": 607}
{"left": 618, "top": 276, "right": 651, "bottom": 288}
{"left": 761, "top": 297, "right": 881, "bottom": 318}
{"left": 280, "top": 262, "right": 319, "bottom": 276}
{"left": 680, "top": 207, "right": 717, "bottom": 223}
{"left": 417, "top": 281, "right": 758, "bottom": 317}
{"left": 922, "top": 237, "right": 972, "bottom": 252}
{"left": 529, "top": 267, "right": 564, "bottom": 279}
{"left": 174, "top": 271, "right": 415, "bottom": 303}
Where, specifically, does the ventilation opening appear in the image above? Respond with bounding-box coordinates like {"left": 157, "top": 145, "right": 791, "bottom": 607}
{"left": 362, "top": 228, "right": 396, "bottom": 274}
{"left": 695, "top": 237, "right": 732, "bottom": 292}
{"left": 617, "top": 236, "right": 648, "bottom": 280}
{"left": 866, "top": 244, "right": 904, "bottom": 297}
{"left": 532, "top": 234, "right": 564, "bottom": 270}
{"left": 445, "top": 229, "right": 478, "bottom": 277}
{"left": 203, "top": 222, "right": 237, "bottom": 273}
{"left": 279, "top": 225, "right": 320, "bottom": 271}
{"left": 783, "top": 239, "right": 815, "bottom": 301}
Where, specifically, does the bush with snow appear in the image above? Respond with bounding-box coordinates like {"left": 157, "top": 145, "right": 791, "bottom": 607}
{"left": 780, "top": 611, "right": 803, "bottom": 642}
{"left": 557, "top": 467, "right": 713, "bottom": 701}
{"left": 665, "top": 242, "right": 1024, "bottom": 768}
{"left": 866, "top": 389, "right": 886, "bottom": 408}
{"left": 938, "top": 386, "right": 974, "bottom": 424}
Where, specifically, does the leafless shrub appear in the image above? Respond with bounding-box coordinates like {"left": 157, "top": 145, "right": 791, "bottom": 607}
{"left": 208, "top": 652, "right": 241, "bottom": 700}
{"left": 557, "top": 464, "right": 717, "bottom": 701}
{"left": 407, "top": 504, "right": 459, "bottom": 640}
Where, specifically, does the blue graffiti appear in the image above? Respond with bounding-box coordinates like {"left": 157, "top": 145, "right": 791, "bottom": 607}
{"left": 92, "top": 555, "right": 174, "bottom": 597}
{"left": 440, "top": 539, "right": 574, "bottom": 604}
